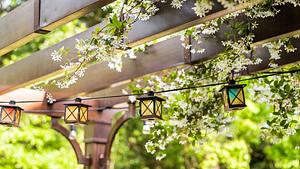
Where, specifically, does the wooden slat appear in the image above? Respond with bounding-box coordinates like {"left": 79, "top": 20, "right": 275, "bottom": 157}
{"left": 0, "top": 0, "right": 114, "bottom": 56}
{"left": 252, "top": 4, "right": 300, "bottom": 46}
{"left": 47, "top": 36, "right": 185, "bottom": 99}
{"left": 191, "top": 5, "right": 300, "bottom": 62}
{"left": 0, "top": 0, "right": 40, "bottom": 56}
{"left": 0, "top": 0, "right": 256, "bottom": 94}
{"left": 128, "top": 0, "right": 263, "bottom": 47}
{"left": 127, "top": 0, "right": 220, "bottom": 47}
{"left": 40, "top": 0, "right": 114, "bottom": 30}
{"left": 248, "top": 38, "right": 300, "bottom": 73}
{"left": 0, "top": 27, "right": 95, "bottom": 94}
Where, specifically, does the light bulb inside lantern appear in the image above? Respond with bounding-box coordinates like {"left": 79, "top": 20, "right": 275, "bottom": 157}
{"left": 68, "top": 125, "right": 77, "bottom": 140}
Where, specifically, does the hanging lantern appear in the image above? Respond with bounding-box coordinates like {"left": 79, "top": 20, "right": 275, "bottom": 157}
{"left": 0, "top": 100, "right": 23, "bottom": 127}
{"left": 220, "top": 80, "right": 246, "bottom": 111}
{"left": 64, "top": 98, "right": 91, "bottom": 124}
{"left": 137, "top": 91, "right": 165, "bottom": 121}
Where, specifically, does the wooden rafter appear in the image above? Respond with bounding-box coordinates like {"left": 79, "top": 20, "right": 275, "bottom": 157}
{"left": 0, "top": 0, "right": 114, "bottom": 56}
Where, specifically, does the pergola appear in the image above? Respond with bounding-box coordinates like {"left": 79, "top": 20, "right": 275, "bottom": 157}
{"left": 1, "top": 0, "right": 300, "bottom": 168}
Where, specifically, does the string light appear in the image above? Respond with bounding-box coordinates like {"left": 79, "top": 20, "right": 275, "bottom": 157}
{"left": 64, "top": 98, "right": 91, "bottom": 124}
{"left": 0, "top": 69, "right": 297, "bottom": 105}
{"left": 220, "top": 80, "right": 247, "bottom": 111}
{"left": 0, "top": 69, "right": 296, "bottom": 127}
{"left": 137, "top": 91, "right": 165, "bottom": 121}
{"left": 0, "top": 100, "right": 23, "bottom": 127}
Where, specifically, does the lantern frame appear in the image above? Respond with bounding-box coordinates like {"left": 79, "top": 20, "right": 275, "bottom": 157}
{"left": 220, "top": 82, "right": 247, "bottom": 111}
{"left": 64, "top": 98, "right": 91, "bottom": 125}
{"left": 137, "top": 91, "right": 165, "bottom": 121}
{"left": 0, "top": 100, "right": 23, "bottom": 127}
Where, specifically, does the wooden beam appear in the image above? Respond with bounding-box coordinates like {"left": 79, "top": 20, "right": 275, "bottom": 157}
{"left": 252, "top": 4, "right": 300, "bottom": 46}
{"left": 191, "top": 4, "right": 300, "bottom": 62}
{"left": 39, "top": 0, "right": 114, "bottom": 30}
{"left": 0, "top": 0, "right": 40, "bottom": 56}
{"left": 0, "top": 0, "right": 264, "bottom": 93}
{"left": 128, "top": 0, "right": 263, "bottom": 47}
{"left": 0, "top": 0, "right": 114, "bottom": 56}
{"left": 248, "top": 38, "right": 300, "bottom": 73}
{"left": 45, "top": 36, "right": 185, "bottom": 99}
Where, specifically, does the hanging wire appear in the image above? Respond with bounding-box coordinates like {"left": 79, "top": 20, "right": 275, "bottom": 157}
{"left": 0, "top": 68, "right": 299, "bottom": 104}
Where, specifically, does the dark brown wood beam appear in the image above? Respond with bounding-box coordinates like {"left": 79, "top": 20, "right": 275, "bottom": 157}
{"left": 0, "top": 0, "right": 114, "bottom": 56}
{"left": 0, "top": 0, "right": 40, "bottom": 56}
{"left": 39, "top": 0, "right": 114, "bottom": 30}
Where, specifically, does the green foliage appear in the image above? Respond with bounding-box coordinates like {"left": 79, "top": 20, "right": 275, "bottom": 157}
{"left": 110, "top": 101, "right": 300, "bottom": 169}
{"left": 0, "top": 114, "right": 81, "bottom": 169}
{"left": 110, "top": 118, "right": 188, "bottom": 169}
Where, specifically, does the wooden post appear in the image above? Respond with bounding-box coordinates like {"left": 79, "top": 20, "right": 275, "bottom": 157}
{"left": 84, "top": 120, "right": 111, "bottom": 169}
{"left": 83, "top": 102, "right": 136, "bottom": 169}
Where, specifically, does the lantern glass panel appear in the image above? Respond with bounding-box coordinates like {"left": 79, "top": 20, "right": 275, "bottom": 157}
{"left": 227, "top": 87, "right": 245, "bottom": 106}
{"left": 65, "top": 106, "right": 78, "bottom": 122}
{"left": 222, "top": 90, "right": 229, "bottom": 109}
{"left": 14, "top": 109, "right": 21, "bottom": 126}
{"left": 154, "top": 100, "right": 162, "bottom": 116}
{"left": 1, "top": 107, "right": 15, "bottom": 123}
{"left": 79, "top": 106, "right": 88, "bottom": 123}
{"left": 141, "top": 100, "right": 154, "bottom": 116}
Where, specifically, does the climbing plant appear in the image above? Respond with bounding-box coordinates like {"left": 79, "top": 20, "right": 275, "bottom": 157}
{"left": 48, "top": 0, "right": 300, "bottom": 162}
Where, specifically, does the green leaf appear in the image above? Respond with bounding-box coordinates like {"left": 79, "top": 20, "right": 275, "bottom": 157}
{"left": 272, "top": 112, "right": 280, "bottom": 115}
{"left": 290, "top": 120, "right": 298, "bottom": 123}
{"left": 280, "top": 120, "right": 287, "bottom": 126}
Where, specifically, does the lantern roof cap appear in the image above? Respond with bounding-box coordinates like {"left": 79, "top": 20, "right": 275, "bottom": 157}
{"left": 137, "top": 91, "right": 165, "bottom": 101}
{"left": 0, "top": 100, "right": 24, "bottom": 110}
{"left": 64, "top": 102, "right": 92, "bottom": 107}
{"left": 0, "top": 104, "right": 24, "bottom": 110}
{"left": 219, "top": 83, "right": 246, "bottom": 92}
{"left": 64, "top": 97, "right": 91, "bottom": 107}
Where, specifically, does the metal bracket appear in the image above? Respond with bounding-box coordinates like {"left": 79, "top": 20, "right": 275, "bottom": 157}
{"left": 51, "top": 117, "right": 90, "bottom": 165}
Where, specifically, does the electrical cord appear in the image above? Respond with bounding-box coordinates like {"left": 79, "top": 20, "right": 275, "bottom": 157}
{"left": 0, "top": 68, "right": 299, "bottom": 104}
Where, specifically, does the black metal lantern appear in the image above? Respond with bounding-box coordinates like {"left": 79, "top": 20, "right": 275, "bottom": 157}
{"left": 220, "top": 81, "right": 247, "bottom": 111}
{"left": 0, "top": 100, "right": 23, "bottom": 127}
{"left": 64, "top": 98, "right": 91, "bottom": 124}
{"left": 137, "top": 91, "right": 165, "bottom": 121}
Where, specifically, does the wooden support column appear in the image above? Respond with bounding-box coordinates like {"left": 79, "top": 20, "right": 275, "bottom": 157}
{"left": 84, "top": 120, "right": 111, "bottom": 169}
{"left": 83, "top": 102, "right": 136, "bottom": 169}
